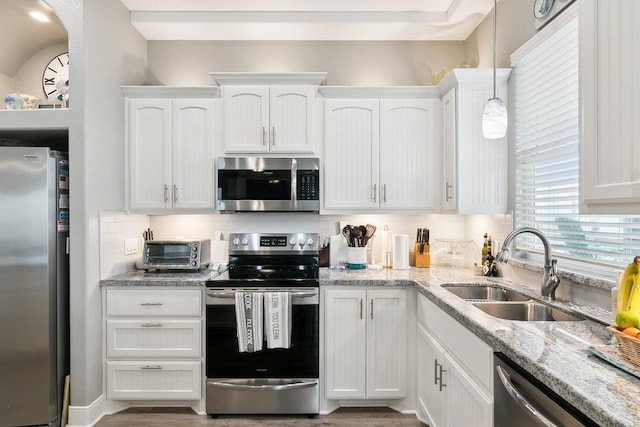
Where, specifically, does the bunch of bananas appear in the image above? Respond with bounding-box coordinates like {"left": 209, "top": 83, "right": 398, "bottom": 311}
{"left": 615, "top": 256, "right": 640, "bottom": 330}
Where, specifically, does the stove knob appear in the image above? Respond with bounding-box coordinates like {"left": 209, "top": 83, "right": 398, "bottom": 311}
{"left": 289, "top": 238, "right": 297, "bottom": 247}
{"left": 241, "top": 237, "right": 249, "bottom": 246}
{"left": 298, "top": 237, "right": 305, "bottom": 249}
{"left": 232, "top": 237, "right": 240, "bottom": 246}
{"left": 307, "top": 237, "right": 314, "bottom": 247}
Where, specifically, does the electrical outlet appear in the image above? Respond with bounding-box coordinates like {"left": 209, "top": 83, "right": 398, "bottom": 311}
{"left": 124, "top": 238, "right": 138, "bottom": 255}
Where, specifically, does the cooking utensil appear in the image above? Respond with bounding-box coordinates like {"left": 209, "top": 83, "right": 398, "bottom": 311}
{"left": 364, "top": 224, "right": 377, "bottom": 245}
{"left": 350, "top": 227, "right": 363, "bottom": 247}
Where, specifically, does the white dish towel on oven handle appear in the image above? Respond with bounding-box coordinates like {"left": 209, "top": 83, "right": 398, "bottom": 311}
{"left": 235, "top": 292, "right": 263, "bottom": 353}
{"left": 264, "top": 291, "right": 291, "bottom": 349}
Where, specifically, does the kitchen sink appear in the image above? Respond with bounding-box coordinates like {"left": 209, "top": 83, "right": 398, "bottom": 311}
{"left": 442, "top": 284, "right": 531, "bottom": 302}
{"left": 472, "top": 302, "right": 584, "bottom": 322}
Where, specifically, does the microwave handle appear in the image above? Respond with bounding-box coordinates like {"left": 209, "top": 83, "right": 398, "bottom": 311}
{"left": 291, "top": 158, "right": 297, "bottom": 205}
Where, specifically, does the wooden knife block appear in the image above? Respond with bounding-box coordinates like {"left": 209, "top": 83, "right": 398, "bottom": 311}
{"left": 414, "top": 242, "right": 430, "bottom": 268}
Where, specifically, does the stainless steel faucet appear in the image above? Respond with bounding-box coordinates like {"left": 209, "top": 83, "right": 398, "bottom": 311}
{"left": 496, "top": 227, "right": 560, "bottom": 300}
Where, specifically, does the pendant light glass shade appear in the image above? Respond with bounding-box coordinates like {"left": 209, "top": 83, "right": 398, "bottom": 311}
{"left": 482, "top": 0, "right": 507, "bottom": 139}
{"left": 482, "top": 97, "right": 508, "bottom": 139}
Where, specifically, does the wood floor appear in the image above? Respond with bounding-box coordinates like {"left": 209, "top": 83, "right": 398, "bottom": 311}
{"left": 95, "top": 407, "right": 426, "bottom": 427}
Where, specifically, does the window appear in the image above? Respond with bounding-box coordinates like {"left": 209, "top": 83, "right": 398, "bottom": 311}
{"left": 511, "top": 6, "right": 640, "bottom": 279}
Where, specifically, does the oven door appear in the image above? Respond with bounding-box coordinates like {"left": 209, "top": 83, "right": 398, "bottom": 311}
{"left": 205, "top": 288, "right": 319, "bottom": 379}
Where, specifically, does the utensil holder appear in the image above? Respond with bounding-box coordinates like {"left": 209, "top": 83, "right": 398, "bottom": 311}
{"left": 346, "top": 247, "right": 367, "bottom": 269}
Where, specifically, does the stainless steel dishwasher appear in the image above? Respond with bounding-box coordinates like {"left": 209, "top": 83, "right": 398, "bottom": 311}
{"left": 494, "top": 354, "right": 598, "bottom": 427}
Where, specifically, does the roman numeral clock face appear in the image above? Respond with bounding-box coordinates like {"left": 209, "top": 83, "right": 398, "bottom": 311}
{"left": 42, "top": 52, "right": 69, "bottom": 98}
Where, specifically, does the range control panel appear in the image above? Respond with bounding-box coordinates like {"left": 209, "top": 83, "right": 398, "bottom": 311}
{"left": 229, "top": 233, "right": 319, "bottom": 254}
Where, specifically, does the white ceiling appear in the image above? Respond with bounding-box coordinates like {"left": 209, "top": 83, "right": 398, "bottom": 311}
{"left": 120, "top": 0, "right": 496, "bottom": 41}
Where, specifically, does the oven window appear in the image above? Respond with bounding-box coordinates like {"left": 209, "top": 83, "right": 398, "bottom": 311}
{"left": 146, "top": 244, "right": 190, "bottom": 264}
{"left": 218, "top": 170, "right": 291, "bottom": 200}
{"left": 206, "top": 304, "right": 319, "bottom": 378}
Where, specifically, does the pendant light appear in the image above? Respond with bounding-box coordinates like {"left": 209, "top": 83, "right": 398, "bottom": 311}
{"left": 482, "top": 0, "right": 508, "bottom": 139}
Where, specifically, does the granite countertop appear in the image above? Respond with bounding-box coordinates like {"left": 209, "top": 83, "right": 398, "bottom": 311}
{"left": 99, "top": 265, "right": 225, "bottom": 287}
{"left": 101, "top": 265, "right": 639, "bottom": 426}
{"left": 321, "top": 266, "right": 638, "bottom": 427}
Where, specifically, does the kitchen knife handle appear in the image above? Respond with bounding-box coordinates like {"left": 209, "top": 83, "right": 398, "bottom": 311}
{"left": 372, "top": 184, "right": 377, "bottom": 203}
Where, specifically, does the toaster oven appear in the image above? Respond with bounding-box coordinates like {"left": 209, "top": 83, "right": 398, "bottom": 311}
{"left": 139, "top": 239, "right": 211, "bottom": 271}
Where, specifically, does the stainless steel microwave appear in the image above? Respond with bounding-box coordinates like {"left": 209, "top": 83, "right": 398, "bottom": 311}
{"left": 138, "top": 239, "right": 211, "bottom": 271}
{"left": 216, "top": 157, "right": 320, "bottom": 212}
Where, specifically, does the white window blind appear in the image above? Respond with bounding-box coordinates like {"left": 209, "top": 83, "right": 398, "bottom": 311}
{"left": 512, "top": 13, "right": 640, "bottom": 279}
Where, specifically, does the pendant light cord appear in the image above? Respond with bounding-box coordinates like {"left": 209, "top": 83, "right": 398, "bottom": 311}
{"left": 492, "top": 0, "right": 497, "bottom": 99}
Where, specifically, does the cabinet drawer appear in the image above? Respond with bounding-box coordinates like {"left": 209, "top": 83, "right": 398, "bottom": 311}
{"left": 106, "top": 361, "right": 201, "bottom": 400}
{"left": 418, "top": 293, "right": 493, "bottom": 393}
{"left": 106, "top": 289, "right": 201, "bottom": 316}
{"left": 106, "top": 319, "right": 201, "bottom": 358}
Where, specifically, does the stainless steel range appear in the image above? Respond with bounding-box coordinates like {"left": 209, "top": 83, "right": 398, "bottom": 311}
{"left": 205, "top": 233, "right": 319, "bottom": 416}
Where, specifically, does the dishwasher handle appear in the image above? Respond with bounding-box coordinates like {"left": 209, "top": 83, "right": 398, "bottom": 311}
{"left": 496, "top": 365, "right": 558, "bottom": 427}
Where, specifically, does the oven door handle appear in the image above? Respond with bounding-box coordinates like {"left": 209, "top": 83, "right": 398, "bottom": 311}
{"left": 209, "top": 380, "right": 318, "bottom": 391}
{"left": 495, "top": 365, "right": 558, "bottom": 427}
{"left": 206, "top": 290, "right": 317, "bottom": 299}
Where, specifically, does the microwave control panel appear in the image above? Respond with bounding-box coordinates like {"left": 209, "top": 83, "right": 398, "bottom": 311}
{"left": 297, "top": 170, "right": 319, "bottom": 201}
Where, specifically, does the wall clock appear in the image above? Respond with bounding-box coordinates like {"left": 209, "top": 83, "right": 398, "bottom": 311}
{"left": 42, "top": 52, "right": 69, "bottom": 99}
{"left": 533, "top": 0, "right": 554, "bottom": 19}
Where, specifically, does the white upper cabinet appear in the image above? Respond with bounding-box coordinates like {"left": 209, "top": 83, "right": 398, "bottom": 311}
{"left": 123, "top": 87, "right": 217, "bottom": 213}
{"left": 321, "top": 87, "right": 439, "bottom": 213}
{"left": 211, "top": 72, "right": 327, "bottom": 155}
{"left": 437, "top": 69, "right": 511, "bottom": 214}
{"left": 580, "top": 0, "right": 640, "bottom": 213}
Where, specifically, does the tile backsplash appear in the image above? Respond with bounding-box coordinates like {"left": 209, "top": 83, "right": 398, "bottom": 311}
{"left": 99, "top": 211, "right": 149, "bottom": 279}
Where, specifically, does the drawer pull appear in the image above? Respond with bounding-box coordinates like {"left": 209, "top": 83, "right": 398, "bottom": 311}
{"left": 140, "top": 323, "right": 163, "bottom": 328}
{"left": 141, "top": 365, "right": 163, "bottom": 370}
{"left": 140, "top": 302, "right": 163, "bottom": 306}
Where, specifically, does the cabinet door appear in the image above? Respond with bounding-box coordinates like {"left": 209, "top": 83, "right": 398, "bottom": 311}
{"left": 581, "top": 0, "right": 640, "bottom": 212}
{"left": 456, "top": 84, "right": 508, "bottom": 214}
{"left": 128, "top": 98, "right": 172, "bottom": 211}
{"left": 324, "top": 100, "right": 380, "bottom": 210}
{"left": 441, "top": 89, "right": 457, "bottom": 211}
{"left": 324, "top": 289, "right": 367, "bottom": 399}
{"left": 223, "top": 86, "right": 269, "bottom": 153}
{"left": 417, "top": 323, "right": 445, "bottom": 427}
{"left": 444, "top": 353, "right": 493, "bottom": 427}
{"left": 379, "top": 99, "right": 438, "bottom": 211}
{"left": 366, "top": 289, "right": 407, "bottom": 398}
{"left": 270, "top": 86, "right": 316, "bottom": 153}
{"left": 172, "top": 99, "right": 214, "bottom": 210}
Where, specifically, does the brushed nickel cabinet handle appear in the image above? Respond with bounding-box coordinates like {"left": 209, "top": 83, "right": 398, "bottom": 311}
{"left": 370, "top": 299, "right": 374, "bottom": 320}
{"left": 173, "top": 184, "right": 178, "bottom": 203}
{"left": 272, "top": 126, "right": 276, "bottom": 146}
{"left": 359, "top": 299, "right": 363, "bottom": 320}
{"left": 140, "top": 323, "right": 163, "bottom": 328}
{"left": 163, "top": 184, "right": 169, "bottom": 203}
{"left": 141, "top": 365, "right": 163, "bottom": 370}
{"left": 262, "top": 127, "right": 267, "bottom": 145}
{"left": 383, "top": 184, "right": 387, "bottom": 203}
{"left": 446, "top": 182, "right": 453, "bottom": 201}
{"left": 373, "top": 184, "right": 377, "bottom": 203}
{"left": 140, "top": 302, "right": 163, "bottom": 306}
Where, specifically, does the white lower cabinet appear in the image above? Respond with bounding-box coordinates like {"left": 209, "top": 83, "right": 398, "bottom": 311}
{"left": 104, "top": 288, "right": 203, "bottom": 401}
{"left": 324, "top": 288, "right": 407, "bottom": 400}
{"left": 106, "top": 361, "right": 201, "bottom": 400}
{"left": 417, "top": 293, "right": 493, "bottom": 427}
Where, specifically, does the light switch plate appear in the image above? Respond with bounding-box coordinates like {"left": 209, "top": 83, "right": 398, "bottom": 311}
{"left": 124, "top": 238, "right": 138, "bottom": 255}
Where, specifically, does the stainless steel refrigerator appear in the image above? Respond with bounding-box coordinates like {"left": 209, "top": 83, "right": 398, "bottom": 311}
{"left": 0, "top": 146, "right": 69, "bottom": 427}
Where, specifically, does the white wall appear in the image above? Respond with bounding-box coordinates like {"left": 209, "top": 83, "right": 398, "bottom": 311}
{"left": 148, "top": 40, "right": 468, "bottom": 86}
{"left": 0, "top": 72, "right": 14, "bottom": 99}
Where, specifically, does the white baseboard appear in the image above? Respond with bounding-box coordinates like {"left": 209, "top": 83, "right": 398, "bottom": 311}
{"left": 67, "top": 394, "right": 106, "bottom": 427}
